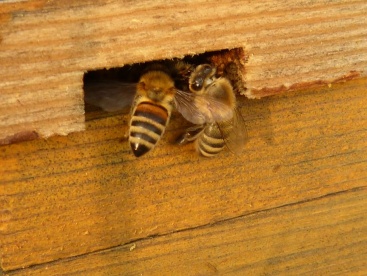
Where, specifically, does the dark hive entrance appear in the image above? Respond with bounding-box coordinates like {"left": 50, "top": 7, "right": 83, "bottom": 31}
{"left": 83, "top": 48, "right": 246, "bottom": 117}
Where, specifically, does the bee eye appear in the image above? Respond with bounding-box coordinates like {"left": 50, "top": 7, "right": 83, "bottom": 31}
{"left": 191, "top": 79, "right": 203, "bottom": 91}
{"left": 203, "top": 65, "right": 212, "bottom": 75}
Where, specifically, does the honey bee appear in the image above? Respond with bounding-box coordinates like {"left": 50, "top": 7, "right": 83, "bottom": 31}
{"left": 177, "top": 64, "right": 247, "bottom": 157}
{"left": 84, "top": 61, "right": 233, "bottom": 157}
{"left": 128, "top": 64, "right": 181, "bottom": 157}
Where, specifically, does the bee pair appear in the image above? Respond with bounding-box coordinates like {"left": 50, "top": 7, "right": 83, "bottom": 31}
{"left": 85, "top": 62, "right": 246, "bottom": 157}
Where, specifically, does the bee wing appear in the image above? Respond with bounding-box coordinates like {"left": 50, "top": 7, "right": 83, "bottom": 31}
{"left": 219, "top": 108, "right": 248, "bottom": 154}
{"left": 84, "top": 80, "right": 136, "bottom": 112}
{"left": 174, "top": 89, "right": 234, "bottom": 125}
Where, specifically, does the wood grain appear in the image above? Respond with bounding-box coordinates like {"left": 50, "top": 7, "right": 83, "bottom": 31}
{"left": 1, "top": 0, "right": 366, "bottom": 141}
{"left": 1, "top": 77, "right": 366, "bottom": 272}
{"left": 6, "top": 187, "right": 367, "bottom": 275}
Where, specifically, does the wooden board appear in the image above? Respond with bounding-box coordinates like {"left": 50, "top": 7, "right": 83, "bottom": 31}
{"left": 1, "top": 77, "right": 366, "bottom": 273}
{"left": 1, "top": 0, "right": 366, "bottom": 142}
{"left": 5, "top": 187, "right": 367, "bottom": 275}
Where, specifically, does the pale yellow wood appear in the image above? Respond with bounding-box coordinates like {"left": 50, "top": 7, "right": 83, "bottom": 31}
{"left": 6, "top": 188, "right": 367, "bottom": 275}
{"left": 0, "top": 0, "right": 366, "bottom": 141}
{"left": 1, "top": 78, "right": 366, "bottom": 272}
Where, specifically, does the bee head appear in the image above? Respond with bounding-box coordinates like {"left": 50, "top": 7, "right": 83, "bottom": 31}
{"left": 189, "top": 64, "right": 216, "bottom": 93}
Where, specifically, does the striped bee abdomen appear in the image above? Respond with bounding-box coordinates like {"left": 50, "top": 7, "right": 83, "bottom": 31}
{"left": 129, "top": 102, "right": 170, "bottom": 157}
{"left": 195, "top": 121, "right": 232, "bottom": 157}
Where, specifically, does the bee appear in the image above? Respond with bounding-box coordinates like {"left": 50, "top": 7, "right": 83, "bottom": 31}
{"left": 176, "top": 64, "right": 247, "bottom": 157}
{"left": 128, "top": 63, "right": 183, "bottom": 157}
{"left": 84, "top": 61, "right": 232, "bottom": 157}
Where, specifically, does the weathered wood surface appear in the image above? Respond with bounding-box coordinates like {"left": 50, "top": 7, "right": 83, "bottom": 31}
{"left": 1, "top": 78, "right": 366, "bottom": 273}
{"left": 1, "top": 0, "right": 366, "bottom": 142}
{"left": 6, "top": 188, "right": 367, "bottom": 275}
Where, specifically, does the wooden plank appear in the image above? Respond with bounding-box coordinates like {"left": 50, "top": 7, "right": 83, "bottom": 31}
{"left": 6, "top": 187, "right": 367, "bottom": 275}
{"left": 1, "top": 77, "right": 366, "bottom": 271}
{"left": 0, "top": 0, "right": 366, "bottom": 141}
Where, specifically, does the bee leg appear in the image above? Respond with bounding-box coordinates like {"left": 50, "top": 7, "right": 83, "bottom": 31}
{"left": 176, "top": 125, "right": 205, "bottom": 145}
